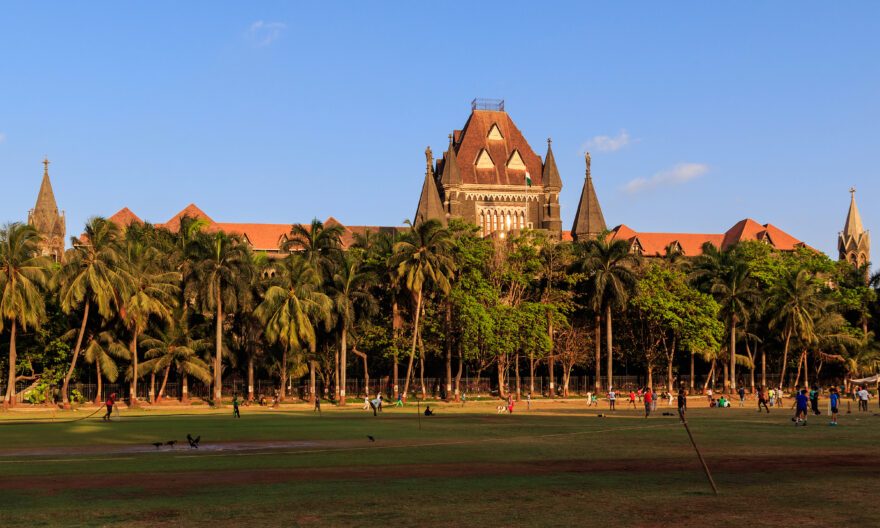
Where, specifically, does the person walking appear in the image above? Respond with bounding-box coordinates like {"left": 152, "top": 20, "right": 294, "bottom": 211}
{"left": 461, "top": 392, "right": 467, "bottom": 407}
{"left": 794, "top": 389, "right": 809, "bottom": 426}
{"left": 829, "top": 387, "right": 840, "bottom": 425}
{"left": 857, "top": 386, "right": 869, "bottom": 412}
{"left": 810, "top": 386, "right": 821, "bottom": 416}
{"left": 608, "top": 389, "right": 616, "bottom": 410}
{"left": 527, "top": 393, "right": 531, "bottom": 410}
{"left": 313, "top": 396, "right": 321, "bottom": 413}
{"left": 363, "top": 396, "right": 371, "bottom": 410}
{"left": 586, "top": 391, "right": 593, "bottom": 407}
{"left": 757, "top": 387, "right": 770, "bottom": 413}
{"left": 103, "top": 393, "right": 116, "bottom": 422}
{"left": 643, "top": 388, "right": 653, "bottom": 418}
{"left": 232, "top": 395, "right": 241, "bottom": 418}
{"left": 629, "top": 390, "right": 637, "bottom": 409}
{"left": 677, "top": 389, "right": 687, "bottom": 422}
{"left": 738, "top": 387, "right": 746, "bottom": 407}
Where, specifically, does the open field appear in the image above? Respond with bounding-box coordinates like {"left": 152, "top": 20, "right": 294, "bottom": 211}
{"left": 1, "top": 399, "right": 879, "bottom": 527}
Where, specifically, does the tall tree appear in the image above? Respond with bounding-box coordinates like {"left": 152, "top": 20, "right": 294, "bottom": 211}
{"left": 579, "top": 236, "right": 639, "bottom": 391}
{"left": 328, "top": 254, "right": 376, "bottom": 405}
{"left": 711, "top": 261, "right": 759, "bottom": 391}
{"left": 0, "top": 223, "right": 51, "bottom": 408}
{"left": 255, "top": 255, "right": 331, "bottom": 402}
{"left": 769, "top": 268, "right": 822, "bottom": 388}
{"left": 54, "top": 217, "right": 122, "bottom": 408}
{"left": 187, "top": 231, "right": 252, "bottom": 404}
{"left": 140, "top": 309, "right": 212, "bottom": 402}
{"left": 392, "top": 219, "right": 455, "bottom": 398}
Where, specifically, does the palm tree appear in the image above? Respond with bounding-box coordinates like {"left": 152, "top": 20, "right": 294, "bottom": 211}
{"left": 187, "top": 231, "right": 252, "bottom": 404}
{"left": 329, "top": 253, "right": 376, "bottom": 405}
{"left": 392, "top": 219, "right": 455, "bottom": 398}
{"left": 54, "top": 217, "right": 122, "bottom": 408}
{"left": 255, "top": 255, "right": 331, "bottom": 402}
{"left": 118, "top": 230, "right": 178, "bottom": 405}
{"left": 0, "top": 223, "right": 51, "bottom": 408}
{"left": 579, "top": 235, "right": 639, "bottom": 391}
{"left": 769, "top": 268, "right": 822, "bottom": 388}
{"left": 711, "top": 261, "right": 759, "bottom": 391}
{"left": 140, "top": 310, "right": 212, "bottom": 402}
{"left": 284, "top": 218, "right": 344, "bottom": 276}
{"left": 82, "top": 329, "right": 129, "bottom": 403}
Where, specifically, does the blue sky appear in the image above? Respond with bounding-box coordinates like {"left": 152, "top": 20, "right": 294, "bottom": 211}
{"left": 1, "top": 1, "right": 878, "bottom": 260}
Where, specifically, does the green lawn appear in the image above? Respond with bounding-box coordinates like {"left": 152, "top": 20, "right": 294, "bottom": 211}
{"left": 1, "top": 400, "right": 878, "bottom": 527}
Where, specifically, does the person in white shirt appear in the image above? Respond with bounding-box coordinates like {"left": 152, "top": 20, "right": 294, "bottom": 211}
{"left": 857, "top": 387, "right": 870, "bottom": 412}
{"left": 608, "top": 390, "right": 616, "bottom": 410}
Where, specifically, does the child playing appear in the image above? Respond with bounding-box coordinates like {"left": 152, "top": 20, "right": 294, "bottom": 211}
{"left": 829, "top": 387, "right": 840, "bottom": 426}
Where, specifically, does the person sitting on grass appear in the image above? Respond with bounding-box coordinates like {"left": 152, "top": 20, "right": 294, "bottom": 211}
{"left": 424, "top": 405, "right": 434, "bottom": 416}
{"left": 709, "top": 397, "right": 716, "bottom": 408}
{"left": 717, "top": 396, "right": 727, "bottom": 408}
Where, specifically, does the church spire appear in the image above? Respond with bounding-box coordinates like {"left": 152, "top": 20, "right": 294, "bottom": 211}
{"left": 838, "top": 187, "right": 870, "bottom": 267}
{"left": 571, "top": 152, "right": 606, "bottom": 242}
{"left": 414, "top": 148, "right": 446, "bottom": 226}
{"left": 541, "top": 138, "right": 562, "bottom": 189}
{"left": 440, "top": 134, "right": 462, "bottom": 186}
{"left": 28, "top": 157, "right": 66, "bottom": 262}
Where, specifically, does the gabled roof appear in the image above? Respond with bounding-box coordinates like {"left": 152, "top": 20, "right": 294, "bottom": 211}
{"left": 107, "top": 207, "right": 143, "bottom": 228}
{"left": 446, "top": 110, "right": 543, "bottom": 186}
{"left": 160, "top": 204, "right": 214, "bottom": 231}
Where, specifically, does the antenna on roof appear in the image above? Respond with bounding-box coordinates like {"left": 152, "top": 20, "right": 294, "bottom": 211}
{"left": 471, "top": 98, "right": 504, "bottom": 112}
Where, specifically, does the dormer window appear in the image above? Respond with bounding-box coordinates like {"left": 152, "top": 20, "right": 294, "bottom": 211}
{"left": 487, "top": 124, "right": 503, "bottom": 140}
{"left": 507, "top": 149, "right": 526, "bottom": 170}
{"left": 475, "top": 149, "right": 494, "bottom": 169}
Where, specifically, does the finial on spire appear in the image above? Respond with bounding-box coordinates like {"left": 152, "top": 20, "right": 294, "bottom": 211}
{"left": 585, "top": 152, "right": 591, "bottom": 178}
{"left": 425, "top": 146, "right": 433, "bottom": 173}
{"left": 42, "top": 157, "right": 50, "bottom": 175}
{"left": 448, "top": 133, "right": 453, "bottom": 146}
{"left": 547, "top": 137, "right": 552, "bottom": 146}
{"left": 851, "top": 186, "right": 856, "bottom": 196}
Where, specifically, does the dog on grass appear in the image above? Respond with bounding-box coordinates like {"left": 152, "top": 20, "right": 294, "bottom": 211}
{"left": 496, "top": 405, "right": 509, "bottom": 414}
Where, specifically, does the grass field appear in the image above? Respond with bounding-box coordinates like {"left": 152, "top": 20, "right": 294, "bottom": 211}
{"left": 1, "top": 398, "right": 879, "bottom": 527}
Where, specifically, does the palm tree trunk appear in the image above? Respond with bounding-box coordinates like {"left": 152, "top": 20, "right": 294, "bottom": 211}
{"left": 214, "top": 292, "right": 223, "bottom": 404}
{"left": 392, "top": 293, "right": 400, "bottom": 399}
{"left": 515, "top": 353, "right": 521, "bottom": 401}
{"left": 548, "top": 320, "right": 555, "bottom": 396}
{"left": 529, "top": 351, "right": 535, "bottom": 396}
{"left": 157, "top": 365, "right": 170, "bottom": 402}
{"left": 803, "top": 351, "right": 810, "bottom": 389}
{"left": 339, "top": 326, "right": 347, "bottom": 406}
{"left": 247, "top": 354, "right": 254, "bottom": 401}
{"left": 418, "top": 332, "right": 426, "bottom": 399}
{"left": 595, "top": 314, "right": 601, "bottom": 393}
{"left": 4, "top": 320, "right": 17, "bottom": 408}
{"left": 729, "top": 316, "right": 736, "bottom": 391}
{"left": 690, "top": 351, "right": 695, "bottom": 391}
{"left": 703, "top": 359, "right": 715, "bottom": 391}
{"left": 605, "top": 304, "right": 613, "bottom": 391}
{"left": 129, "top": 334, "right": 139, "bottom": 407}
{"left": 647, "top": 360, "right": 653, "bottom": 390}
{"left": 454, "top": 341, "right": 463, "bottom": 402}
{"left": 279, "top": 344, "right": 288, "bottom": 404}
{"left": 402, "top": 288, "right": 422, "bottom": 398}
{"left": 445, "top": 301, "right": 452, "bottom": 401}
{"left": 779, "top": 327, "right": 792, "bottom": 389}
{"left": 722, "top": 362, "right": 729, "bottom": 394}
{"left": 498, "top": 355, "right": 506, "bottom": 399}
{"left": 149, "top": 371, "right": 156, "bottom": 403}
{"left": 761, "top": 345, "right": 766, "bottom": 389}
{"left": 793, "top": 351, "right": 804, "bottom": 389}
{"left": 62, "top": 301, "right": 90, "bottom": 408}
{"left": 309, "top": 359, "right": 316, "bottom": 403}
{"left": 181, "top": 373, "right": 189, "bottom": 402}
{"left": 94, "top": 362, "right": 103, "bottom": 404}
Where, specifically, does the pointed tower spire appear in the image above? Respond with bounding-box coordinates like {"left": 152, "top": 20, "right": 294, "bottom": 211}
{"left": 839, "top": 187, "right": 870, "bottom": 267}
{"left": 571, "top": 152, "right": 606, "bottom": 242}
{"left": 440, "top": 134, "right": 462, "bottom": 186}
{"left": 542, "top": 138, "right": 562, "bottom": 189}
{"left": 414, "top": 148, "right": 446, "bottom": 226}
{"left": 28, "top": 157, "right": 66, "bottom": 262}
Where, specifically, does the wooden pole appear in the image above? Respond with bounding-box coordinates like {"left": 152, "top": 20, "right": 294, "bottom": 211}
{"left": 678, "top": 409, "right": 718, "bottom": 495}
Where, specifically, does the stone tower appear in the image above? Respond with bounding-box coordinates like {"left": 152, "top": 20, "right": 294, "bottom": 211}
{"left": 571, "top": 152, "right": 607, "bottom": 242}
{"left": 838, "top": 187, "right": 869, "bottom": 267}
{"left": 415, "top": 99, "right": 563, "bottom": 239}
{"left": 27, "top": 158, "right": 66, "bottom": 262}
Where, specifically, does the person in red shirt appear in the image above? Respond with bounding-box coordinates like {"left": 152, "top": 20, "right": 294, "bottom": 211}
{"left": 103, "top": 393, "right": 116, "bottom": 422}
{"left": 629, "top": 391, "right": 636, "bottom": 408}
{"left": 644, "top": 388, "right": 653, "bottom": 418}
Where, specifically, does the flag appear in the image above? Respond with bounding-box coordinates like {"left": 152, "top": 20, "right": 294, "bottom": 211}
{"left": 525, "top": 170, "right": 532, "bottom": 187}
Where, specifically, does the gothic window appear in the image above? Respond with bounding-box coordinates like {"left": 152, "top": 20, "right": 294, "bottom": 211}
{"left": 487, "top": 124, "right": 503, "bottom": 140}
{"left": 475, "top": 149, "right": 494, "bottom": 169}
{"left": 506, "top": 213, "right": 511, "bottom": 231}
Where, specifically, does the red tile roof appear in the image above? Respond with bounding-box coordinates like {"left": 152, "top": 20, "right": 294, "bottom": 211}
{"left": 159, "top": 204, "right": 214, "bottom": 232}
{"left": 607, "top": 219, "right": 810, "bottom": 256}
{"left": 451, "top": 110, "right": 544, "bottom": 187}
{"left": 107, "top": 207, "right": 143, "bottom": 228}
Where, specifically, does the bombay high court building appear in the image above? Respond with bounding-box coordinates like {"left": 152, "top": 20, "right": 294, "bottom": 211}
{"left": 28, "top": 99, "right": 869, "bottom": 266}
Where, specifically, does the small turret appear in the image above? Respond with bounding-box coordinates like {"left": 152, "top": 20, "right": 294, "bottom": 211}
{"left": 27, "top": 158, "right": 66, "bottom": 262}
{"left": 838, "top": 187, "right": 870, "bottom": 268}
{"left": 571, "top": 152, "right": 606, "bottom": 242}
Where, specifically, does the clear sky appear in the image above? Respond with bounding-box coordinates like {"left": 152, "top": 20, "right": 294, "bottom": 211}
{"left": 1, "top": 1, "right": 878, "bottom": 261}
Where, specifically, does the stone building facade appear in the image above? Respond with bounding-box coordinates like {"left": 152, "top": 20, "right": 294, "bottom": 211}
{"left": 415, "top": 101, "right": 563, "bottom": 238}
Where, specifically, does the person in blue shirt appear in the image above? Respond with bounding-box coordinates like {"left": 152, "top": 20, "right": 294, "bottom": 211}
{"left": 809, "top": 386, "right": 821, "bottom": 416}
{"left": 829, "top": 387, "right": 840, "bottom": 426}
{"left": 794, "top": 389, "right": 809, "bottom": 426}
